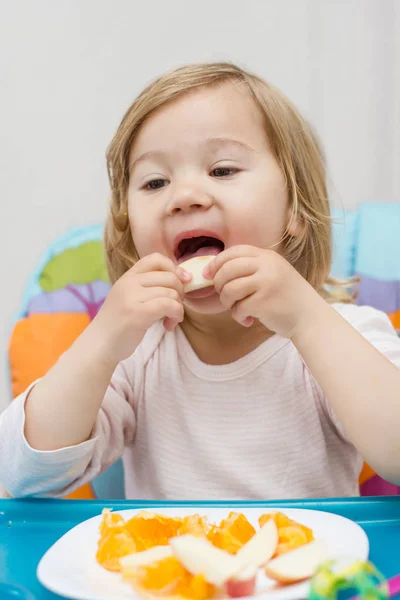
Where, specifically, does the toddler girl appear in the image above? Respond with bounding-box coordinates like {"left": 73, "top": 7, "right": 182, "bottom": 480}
{"left": 1, "top": 62, "right": 400, "bottom": 499}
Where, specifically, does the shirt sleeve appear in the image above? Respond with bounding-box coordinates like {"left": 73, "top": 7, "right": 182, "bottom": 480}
{"left": 0, "top": 358, "right": 136, "bottom": 498}
{"left": 321, "top": 303, "right": 400, "bottom": 438}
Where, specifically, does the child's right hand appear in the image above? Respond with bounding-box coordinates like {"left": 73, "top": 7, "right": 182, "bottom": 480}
{"left": 90, "top": 254, "right": 190, "bottom": 365}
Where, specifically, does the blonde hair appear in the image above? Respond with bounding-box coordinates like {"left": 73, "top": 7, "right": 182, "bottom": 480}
{"left": 105, "top": 62, "right": 353, "bottom": 302}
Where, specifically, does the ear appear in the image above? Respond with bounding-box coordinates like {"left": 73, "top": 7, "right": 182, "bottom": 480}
{"left": 286, "top": 209, "right": 304, "bottom": 237}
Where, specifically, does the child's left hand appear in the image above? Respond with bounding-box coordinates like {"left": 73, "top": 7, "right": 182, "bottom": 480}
{"left": 204, "top": 245, "right": 322, "bottom": 338}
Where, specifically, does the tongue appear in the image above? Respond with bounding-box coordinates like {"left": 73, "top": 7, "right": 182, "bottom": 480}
{"left": 178, "top": 246, "right": 222, "bottom": 265}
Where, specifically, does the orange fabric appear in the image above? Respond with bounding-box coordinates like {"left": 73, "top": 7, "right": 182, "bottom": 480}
{"left": 359, "top": 462, "right": 375, "bottom": 485}
{"left": 9, "top": 313, "right": 90, "bottom": 398}
{"left": 9, "top": 312, "right": 95, "bottom": 500}
{"left": 65, "top": 484, "right": 95, "bottom": 499}
{"left": 388, "top": 310, "right": 400, "bottom": 330}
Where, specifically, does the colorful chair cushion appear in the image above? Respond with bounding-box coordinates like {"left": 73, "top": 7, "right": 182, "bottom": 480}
{"left": 8, "top": 225, "right": 124, "bottom": 499}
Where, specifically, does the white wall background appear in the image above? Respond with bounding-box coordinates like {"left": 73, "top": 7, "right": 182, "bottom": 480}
{"left": 0, "top": 0, "right": 399, "bottom": 415}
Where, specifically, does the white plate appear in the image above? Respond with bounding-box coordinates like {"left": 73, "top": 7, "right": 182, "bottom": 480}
{"left": 37, "top": 506, "right": 369, "bottom": 600}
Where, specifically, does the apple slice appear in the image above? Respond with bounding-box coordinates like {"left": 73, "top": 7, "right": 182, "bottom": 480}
{"left": 180, "top": 256, "right": 214, "bottom": 293}
{"left": 264, "top": 539, "right": 328, "bottom": 584}
{"left": 236, "top": 519, "right": 278, "bottom": 569}
{"left": 170, "top": 534, "right": 239, "bottom": 586}
{"left": 119, "top": 545, "right": 173, "bottom": 572}
{"left": 226, "top": 565, "right": 258, "bottom": 598}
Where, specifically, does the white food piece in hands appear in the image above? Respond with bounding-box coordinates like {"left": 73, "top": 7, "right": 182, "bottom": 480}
{"left": 170, "top": 534, "right": 239, "bottom": 586}
{"left": 119, "top": 545, "right": 173, "bottom": 572}
{"left": 180, "top": 256, "right": 215, "bottom": 293}
{"left": 235, "top": 519, "right": 278, "bottom": 569}
{"left": 264, "top": 539, "right": 328, "bottom": 584}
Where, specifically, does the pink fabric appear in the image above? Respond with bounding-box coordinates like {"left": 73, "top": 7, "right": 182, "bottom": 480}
{"left": 1, "top": 303, "right": 400, "bottom": 500}
{"left": 360, "top": 475, "right": 400, "bottom": 496}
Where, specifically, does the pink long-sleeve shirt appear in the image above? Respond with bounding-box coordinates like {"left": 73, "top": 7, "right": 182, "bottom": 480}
{"left": 1, "top": 303, "right": 399, "bottom": 500}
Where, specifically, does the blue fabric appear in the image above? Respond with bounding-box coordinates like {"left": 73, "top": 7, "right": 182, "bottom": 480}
{"left": 330, "top": 207, "right": 358, "bottom": 279}
{"left": 354, "top": 203, "right": 400, "bottom": 280}
{"left": 91, "top": 458, "right": 125, "bottom": 500}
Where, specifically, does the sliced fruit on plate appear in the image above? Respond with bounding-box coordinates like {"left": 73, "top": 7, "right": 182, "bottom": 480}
{"left": 124, "top": 555, "right": 215, "bottom": 600}
{"left": 208, "top": 512, "right": 256, "bottom": 555}
{"left": 225, "top": 565, "right": 258, "bottom": 598}
{"left": 178, "top": 515, "right": 211, "bottom": 537}
{"left": 170, "top": 534, "right": 240, "bottom": 586}
{"left": 96, "top": 510, "right": 137, "bottom": 571}
{"left": 264, "top": 539, "right": 328, "bottom": 584}
{"left": 235, "top": 518, "right": 278, "bottom": 568}
{"left": 120, "top": 545, "right": 173, "bottom": 573}
{"left": 96, "top": 529, "right": 137, "bottom": 572}
{"left": 124, "top": 511, "right": 183, "bottom": 552}
{"left": 99, "top": 508, "right": 125, "bottom": 534}
{"left": 259, "top": 512, "right": 314, "bottom": 556}
{"left": 96, "top": 510, "right": 184, "bottom": 571}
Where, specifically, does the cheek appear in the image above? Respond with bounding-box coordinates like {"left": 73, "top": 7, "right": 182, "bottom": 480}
{"left": 128, "top": 199, "right": 162, "bottom": 257}
{"left": 229, "top": 179, "right": 289, "bottom": 248}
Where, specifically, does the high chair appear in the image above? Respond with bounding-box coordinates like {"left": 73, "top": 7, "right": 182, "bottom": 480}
{"left": 7, "top": 225, "right": 124, "bottom": 499}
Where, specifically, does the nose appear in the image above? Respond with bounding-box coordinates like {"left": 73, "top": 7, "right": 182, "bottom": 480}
{"left": 167, "top": 184, "right": 213, "bottom": 216}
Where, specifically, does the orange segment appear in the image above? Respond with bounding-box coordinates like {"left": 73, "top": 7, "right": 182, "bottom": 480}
{"left": 208, "top": 512, "right": 256, "bottom": 555}
{"left": 99, "top": 508, "right": 125, "bottom": 535}
{"left": 126, "top": 556, "right": 215, "bottom": 600}
{"left": 258, "top": 512, "right": 314, "bottom": 556}
{"left": 96, "top": 509, "right": 137, "bottom": 571}
{"left": 96, "top": 530, "right": 137, "bottom": 571}
{"left": 178, "top": 515, "right": 211, "bottom": 537}
{"left": 125, "top": 511, "right": 183, "bottom": 552}
{"left": 96, "top": 510, "right": 186, "bottom": 571}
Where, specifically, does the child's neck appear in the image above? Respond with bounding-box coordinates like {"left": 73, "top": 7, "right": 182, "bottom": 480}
{"left": 180, "top": 310, "right": 275, "bottom": 365}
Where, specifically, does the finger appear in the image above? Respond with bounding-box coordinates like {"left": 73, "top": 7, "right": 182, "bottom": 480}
{"left": 213, "top": 257, "right": 258, "bottom": 294}
{"left": 204, "top": 246, "right": 261, "bottom": 279}
{"left": 145, "top": 297, "right": 184, "bottom": 326}
{"left": 219, "top": 276, "right": 257, "bottom": 310}
{"left": 176, "top": 266, "right": 192, "bottom": 284}
{"left": 163, "top": 316, "right": 182, "bottom": 332}
{"left": 133, "top": 253, "right": 176, "bottom": 274}
{"left": 139, "top": 286, "right": 182, "bottom": 303}
{"left": 138, "top": 271, "right": 185, "bottom": 298}
{"left": 231, "top": 296, "right": 256, "bottom": 327}
{"left": 133, "top": 253, "right": 187, "bottom": 279}
{"left": 241, "top": 316, "right": 254, "bottom": 327}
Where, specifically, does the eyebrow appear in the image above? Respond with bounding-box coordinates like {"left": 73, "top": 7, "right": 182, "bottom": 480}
{"left": 129, "top": 137, "right": 256, "bottom": 172}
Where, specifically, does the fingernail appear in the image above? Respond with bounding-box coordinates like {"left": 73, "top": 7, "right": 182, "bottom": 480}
{"left": 242, "top": 317, "right": 254, "bottom": 327}
{"left": 179, "top": 268, "right": 192, "bottom": 281}
{"left": 202, "top": 266, "right": 211, "bottom": 279}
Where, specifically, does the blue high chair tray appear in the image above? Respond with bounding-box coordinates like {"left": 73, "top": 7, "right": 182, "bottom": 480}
{"left": 0, "top": 496, "right": 399, "bottom": 599}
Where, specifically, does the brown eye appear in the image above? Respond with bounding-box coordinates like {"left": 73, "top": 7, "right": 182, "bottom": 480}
{"left": 211, "top": 167, "right": 238, "bottom": 177}
{"left": 144, "top": 179, "right": 168, "bottom": 190}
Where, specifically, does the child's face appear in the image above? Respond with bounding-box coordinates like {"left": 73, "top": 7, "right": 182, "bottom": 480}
{"left": 128, "top": 82, "right": 290, "bottom": 314}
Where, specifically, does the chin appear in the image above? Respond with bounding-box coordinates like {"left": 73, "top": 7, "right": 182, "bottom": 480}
{"left": 183, "top": 290, "right": 227, "bottom": 315}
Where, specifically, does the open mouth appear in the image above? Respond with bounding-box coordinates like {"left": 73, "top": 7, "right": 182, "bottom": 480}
{"left": 175, "top": 236, "right": 225, "bottom": 264}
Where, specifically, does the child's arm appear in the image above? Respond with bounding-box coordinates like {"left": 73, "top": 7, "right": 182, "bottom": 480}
{"left": 0, "top": 254, "right": 188, "bottom": 497}
{"left": 7, "top": 254, "right": 187, "bottom": 452}
{"left": 23, "top": 324, "right": 124, "bottom": 450}
{"left": 291, "top": 300, "right": 400, "bottom": 484}
{"left": 0, "top": 358, "right": 135, "bottom": 497}
{"left": 206, "top": 245, "right": 400, "bottom": 484}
